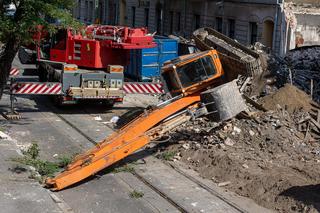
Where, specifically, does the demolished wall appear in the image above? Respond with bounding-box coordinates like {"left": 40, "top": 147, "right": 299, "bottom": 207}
{"left": 294, "top": 12, "right": 320, "bottom": 47}
{"left": 285, "top": 2, "right": 320, "bottom": 49}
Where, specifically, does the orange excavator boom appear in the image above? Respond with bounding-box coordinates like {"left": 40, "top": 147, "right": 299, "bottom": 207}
{"left": 45, "top": 50, "right": 224, "bottom": 190}
{"left": 46, "top": 95, "right": 201, "bottom": 190}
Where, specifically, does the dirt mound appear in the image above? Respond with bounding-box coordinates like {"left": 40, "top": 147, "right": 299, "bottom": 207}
{"left": 159, "top": 108, "right": 320, "bottom": 212}
{"left": 261, "top": 84, "right": 314, "bottom": 113}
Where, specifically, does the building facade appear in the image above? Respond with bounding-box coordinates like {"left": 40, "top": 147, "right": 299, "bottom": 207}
{"left": 108, "top": 0, "right": 165, "bottom": 34}
{"left": 73, "top": 0, "right": 165, "bottom": 34}
{"left": 73, "top": 0, "right": 106, "bottom": 24}
{"left": 72, "top": 0, "right": 320, "bottom": 56}
{"left": 162, "top": 0, "right": 286, "bottom": 55}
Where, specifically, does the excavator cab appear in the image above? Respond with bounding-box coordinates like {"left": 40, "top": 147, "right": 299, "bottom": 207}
{"left": 161, "top": 50, "right": 224, "bottom": 97}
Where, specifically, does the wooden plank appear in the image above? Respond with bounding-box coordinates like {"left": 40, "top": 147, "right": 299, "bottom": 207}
{"left": 242, "top": 94, "right": 268, "bottom": 112}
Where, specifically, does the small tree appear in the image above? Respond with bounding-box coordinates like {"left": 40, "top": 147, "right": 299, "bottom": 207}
{"left": 0, "top": 0, "right": 80, "bottom": 98}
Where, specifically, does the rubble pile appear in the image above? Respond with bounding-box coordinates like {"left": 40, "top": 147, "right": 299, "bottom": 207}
{"left": 252, "top": 44, "right": 320, "bottom": 104}
{"left": 285, "top": 47, "right": 320, "bottom": 102}
{"left": 159, "top": 84, "right": 320, "bottom": 212}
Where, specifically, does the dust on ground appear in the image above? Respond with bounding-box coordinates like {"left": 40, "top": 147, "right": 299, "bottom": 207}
{"left": 157, "top": 85, "right": 320, "bottom": 213}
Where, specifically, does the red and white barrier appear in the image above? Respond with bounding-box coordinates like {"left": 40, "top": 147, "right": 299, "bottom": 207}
{"left": 11, "top": 82, "right": 62, "bottom": 95}
{"left": 124, "top": 83, "right": 164, "bottom": 94}
{"left": 10, "top": 68, "right": 19, "bottom": 76}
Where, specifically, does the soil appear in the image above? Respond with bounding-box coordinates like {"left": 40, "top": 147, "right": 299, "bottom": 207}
{"left": 158, "top": 86, "right": 320, "bottom": 213}
{"left": 261, "top": 84, "right": 314, "bottom": 113}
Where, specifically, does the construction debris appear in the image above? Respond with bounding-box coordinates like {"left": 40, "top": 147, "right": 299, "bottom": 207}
{"left": 255, "top": 44, "right": 320, "bottom": 103}
{"left": 285, "top": 46, "right": 320, "bottom": 102}
{"left": 158, "top": 83, "right": 320, "bottom": 213}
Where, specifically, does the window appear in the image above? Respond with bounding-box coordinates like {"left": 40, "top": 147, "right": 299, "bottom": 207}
{"left": 176, "top": 56, "right": 217, "bottom": 88}
{"left": 228, "top": 19, "right": 235, "bottom": 39}
{"left": 193, "top": 14, "right": 200, "bottom": 30}
{"left": 156, "top": 5, "right": 163, "bottom": 34}
{"left": 52, "top": 29, "right": 67, "bottom": 50}
{"left": 144, "top": 8, "right": 149, "bottom": 27}
{"left": 111, "top": 3, "right": 117, "bottom": 25}
{"left": 85, "top": 1, "right": 88, "bottom": 21}
{"left": 262, "top": 20, "right": 274, "bottom": 48}
{"left": 132, "top": 6, "right": 136, "bottom": 27}
{"left": 216, "top": 17, "right": 223, "bottom": 33}
{"left": 169, "top": 11, "right": 174, "bottom": 34}
{"left": 89, "top": 1, "right": 93, "bottom": 22}
{"left": 249, "top": 22, "right": 258, "bottom": 44}
{"left": 176, "top": 12, "right": 181, "bottom": 32}
{"left": 98, "top": 2, "right": 103, "bottom": 24}
{"left": 162, "top": 71, "right": 180, "bottom": 92}
{"left": 78, "top": 0, "right": 81, "bottom": 19}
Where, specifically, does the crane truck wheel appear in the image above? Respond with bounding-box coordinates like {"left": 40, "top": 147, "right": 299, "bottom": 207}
{"left": 51, "top": 96, "right": 64, "bottom": 107}
{"left": 101, "top": 100, "right": 115, "bottom": 108}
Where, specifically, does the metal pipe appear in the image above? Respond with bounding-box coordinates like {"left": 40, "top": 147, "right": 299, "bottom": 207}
{"left": 157, "top": 94, "right": 183, "bottom": 108}
{"left": 38, "top": 59, "right": 66, "bottom": 65}
{"left": 163, "top": 109, "right": 187, "bottom": 122}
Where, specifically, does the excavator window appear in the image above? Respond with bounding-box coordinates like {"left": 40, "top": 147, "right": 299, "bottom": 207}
{"left": 162, "top": 70, "right": 180, "bottom": 92}
{"left": 177, "top": 55, "right": 216, "bottom": 88}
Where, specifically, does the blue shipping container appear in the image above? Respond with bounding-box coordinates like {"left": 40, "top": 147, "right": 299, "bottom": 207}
{"left": 126, "top": 36, "right": 178, "bottom": 81}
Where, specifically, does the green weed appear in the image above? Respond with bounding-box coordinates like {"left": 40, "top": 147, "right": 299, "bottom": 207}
{"left": 129, "top": 190, "right": 144, "bottom": 199}
{"left": 57, "top": 156, "right": 73, "bottom": 168}
{"left": 21, "top": 143, "right": 39, "bottom": 159}
{"left": 11, "top": 143, "right": 74, "bottom": 179}
{"left": 157, "top": 151, "right": 176, "bottom": 161}
{"left": 112, "top": 164, "right": 135, "bottom": 173}
{"left": 12, "top": 156, "right": 59, "bottom": 177}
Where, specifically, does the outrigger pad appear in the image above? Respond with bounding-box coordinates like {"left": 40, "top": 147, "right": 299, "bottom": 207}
{"left": 1, "top": 111, "right": 22, "bottom": 120}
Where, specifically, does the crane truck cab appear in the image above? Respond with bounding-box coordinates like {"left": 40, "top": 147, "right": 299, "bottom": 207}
{"left": 161, "top": 50, "right": 224, "bottom": 97}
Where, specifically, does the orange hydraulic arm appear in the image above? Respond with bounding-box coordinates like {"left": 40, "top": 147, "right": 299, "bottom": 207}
{"left": 46, "top": 50, "right": 224, "bottom": 191}
{"left": 45, "top": 95, "right": 200, "bottom": 190}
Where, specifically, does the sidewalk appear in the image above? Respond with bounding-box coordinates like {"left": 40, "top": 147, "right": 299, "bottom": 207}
{"left": 0, "top": 134, "right": 62, "bottom": 213}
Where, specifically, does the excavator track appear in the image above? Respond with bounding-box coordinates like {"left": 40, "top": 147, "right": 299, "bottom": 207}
{"left": 45, "top": 95, "right": 200, "bottom": 190}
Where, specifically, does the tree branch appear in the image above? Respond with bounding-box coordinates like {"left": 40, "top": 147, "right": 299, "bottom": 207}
{"left": 0, "top": 0, "right": 5, "bottom": 14}
{"left": 12, "top": 0, "right": 18, "bottom": 9}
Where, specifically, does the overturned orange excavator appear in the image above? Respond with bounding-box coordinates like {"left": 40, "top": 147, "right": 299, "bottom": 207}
{"left": 45, "top": 50, "right": 232, "bottom": 190}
